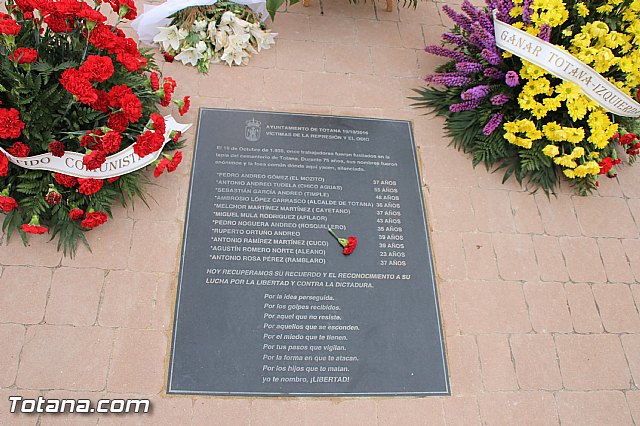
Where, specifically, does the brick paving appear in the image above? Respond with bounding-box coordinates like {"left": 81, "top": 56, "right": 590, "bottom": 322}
{"left": 1, "top": 0, "right": 640, "bottom": 424}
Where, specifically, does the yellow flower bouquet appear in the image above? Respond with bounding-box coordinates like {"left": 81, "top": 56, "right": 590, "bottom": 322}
{"left": 413, "top": 0, "right": 640, "bottom": 194}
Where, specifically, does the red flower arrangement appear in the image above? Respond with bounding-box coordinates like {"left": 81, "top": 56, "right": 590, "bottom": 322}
{"left": 0, "top": 0, "right": 190, "bottom": 256}
{"left": 328, "top": 228, "right": 358, "bottom": 256}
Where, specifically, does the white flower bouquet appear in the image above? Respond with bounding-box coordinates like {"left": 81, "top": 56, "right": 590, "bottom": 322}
{"left": 152, "top": 1, "right": 276, "bottom": 72}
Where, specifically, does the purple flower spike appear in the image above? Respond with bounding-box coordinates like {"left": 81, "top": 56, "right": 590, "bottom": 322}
{"left": 483, "top": 112, "right": 504, "bottom": 136}
{"left": 537, "top": 24, "right": 551, "bottom": 42}
{"left": 490, "top": 94, "right": 511, "bottom": 105}
{"left": 425, "top": 73, "right": 472, "bottom": 87}
{"left": 461, "top": 0, "right": 480, "bottom": 21}
{"left": 523, "top": 0, "right": 533, "bottom": 23}
{"left": 442, "top": 33, "right": 473, "bottom": 49}
{"left": 461, "top": 85, "right": 492, "bottom": 100}
{"left": 456, "top": 61, "right": 485, "bottom": 73}
{"left": 484, "top": 67, "right": 505, "bottom": 79}
{"left": 425, "top": 45, "right": 471, "bottom": 62}
{"left": 442, "top": 5, "right": 474, "bottom": 32}
{"left": 481, "top": 49, "right": 502, "bottom": 65}
{"left": 505, "top": 70, "right": 520, "bottom": 87}
{"left": 449, "top": 99, "right": 481, "bottom": 112}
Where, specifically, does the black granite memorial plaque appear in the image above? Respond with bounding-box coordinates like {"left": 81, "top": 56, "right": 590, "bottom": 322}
{"left": 168, "top": 108, "right": 449, "bottom": 396}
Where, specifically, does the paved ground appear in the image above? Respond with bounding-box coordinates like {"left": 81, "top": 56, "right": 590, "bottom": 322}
{"left": 1, "top": 0, "right": 640, "bottom": 424}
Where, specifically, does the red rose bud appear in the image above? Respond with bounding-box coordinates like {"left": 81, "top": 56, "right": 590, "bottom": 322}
{"left": 0, "top": 195, "right": 18, "bottom": 212}
{"left": 167, "top": 151, "right": 182, "bottom": 172}
{"left": 342, "top": 236, "right": 357, "bottom": 255}
{"left": 153, "top": 158, "right": 170, "bottom": 178}
{"left": 81, "top": 210, "right": 108, "bottom": 229}
{"left": 45, "top": 187, "right": 62, "bottom": 205}
{"left": 69, "top": 208, "right": 84, "bottom": 220}
{"left": 48, "top": 140, "right": 65, "bottom": 157}
{"left": 163, "top": 52, "right": 174, "bottom": 62}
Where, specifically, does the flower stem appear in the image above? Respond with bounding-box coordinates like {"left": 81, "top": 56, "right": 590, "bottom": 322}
{"left": 327, "top": 227, "right": 339, "bottom": 240}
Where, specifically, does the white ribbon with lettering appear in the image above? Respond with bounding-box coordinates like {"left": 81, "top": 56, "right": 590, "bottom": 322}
{"left": 493, "top": 11, "right": 640, "bottom": 118}
{"left": 0, "top": 116, "right": 192, "bottom": 179}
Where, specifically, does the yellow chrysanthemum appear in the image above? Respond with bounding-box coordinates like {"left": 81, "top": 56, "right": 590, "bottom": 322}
{"left": 542, "top": 144, "right": 560, "bottom": 157}
{"left": 554, "top": 155, "right": 578, "bottom": 168}
{"left": 570, "top": 147, "right": 585, "bottom": 158}
{"left": 576, "top": 2, "right": 589, "bottom": 17}
{"left": 564, "top": 169, "right": 576, "bottom": 179}
{"left": 574, "top": 161, "right": 601, "bottom": 177}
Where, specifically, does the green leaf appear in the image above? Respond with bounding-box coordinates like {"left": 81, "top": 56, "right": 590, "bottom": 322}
{"left": 266, "top": 0, "right": 285, "bottom": 20}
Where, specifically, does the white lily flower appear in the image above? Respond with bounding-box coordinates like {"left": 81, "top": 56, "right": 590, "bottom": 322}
{"left": 153, "top": 25, "right": 188, "bottom": 51}
{"left": 220, "top": 11, "right": 235, "bottom": 25}
{"left": 220, "top": 46, "right": 249, "bottom": 66}
{"left": 215, "top": 29, "right": 229, "bottom": 51}
{"left": 174, "top": 47, "right": 204, "bottom": 66}
{"left": 250, "top": 27, "right": 277, "bottom": 52}
{"left": 193, "top": 20, "right": 207, "bottom": 32}
{"left": 207, "top": 21, "right": 217, "bottom": 39}
{"left": 196, "top": 40, "right": 208, "bottom": 54}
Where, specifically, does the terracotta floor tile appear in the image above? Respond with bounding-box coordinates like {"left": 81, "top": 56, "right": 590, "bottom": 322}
{"left": 107, "top": 329, "right": 166, "bottom": 394}
{"left": 535, "top": 194, "right": 581, "bottom": 236}
{"left": 492, "top": 234, "right": 538, "bottom": 281}
{"left": 445, "top": 335, "right": 482, "bottom": 395}
{"left": 98, "top": 270, "right": 160, "bottom": 329}
{"left": 622, "top": 239, "right": 640, "bottom": 281}
{"left": 461, "top": 233, "right": 499, "bottom": 280}
{"left": 0, "top": 389, "right": 44, "bottom": 426}
{"left": 355, "top": 19, "right": 403, "bottom": 47}
{"left": 452, "top": 280, "right": 531, "bottom": 334}
{"left": 270, "top": 13, "right": 311, "bottom": 40}
{"left": 476, "top": 334, "right": 518, "bottom": 391}
{"left": 128, "top": 220, "right": 182, "bottom": 273}
{"left": 564, "top": 283, "right": 603, "bottom": 333}
{"left": 276, "top": 39, "right": 325, "bottom": 72}
{"left": 574, "top": 197, "right": 638, "bottom": 238}
{"left": 431, "top": 231, "right": 466, "bottom": 280}
{"left": 309, "top": 15, "right": 357, "bottom": 43}
{"left": 621, "top": 334, "right": 640, "bottom": 388}
{"left": 371, "top": 46, "right": 419, "bottom": 77}
{"left": 426, "top": 187, "right": 475, "bottom": 232}
{"left": 398, "top": 23, "right": 426, "bottom": 49}
{"left": 477, "top": 391, "right": 559, "bottom": 426}
{"left": 60, "top": 219, "right": 133, "bottom": 269}
{"left": 302, "top": 400, "right": 377, "bottom": 425}
{"left": 193, "top": 398, "right": 250, "bottom": 426}
{"left": 470, "top": 189, "right": 515, "bottom": 233}
{"left": 301, "top": 72, "right": 355, "bottom": 107}
{"left": 441, "top": 396, "right": 481, "bottom": 426}
{"left": 555, "top": 391, "right": 634, "bottom": 426}
{"left": 627, "top": 391, "right": 640, "bottom": 425}
{"left": 250, "top": 399, "right": 307, "bottom": 426}
{"left": 350, "top": 74, "right": 405, "bottom": 109}
{"left": 0, "top": 266, "right": 51, "bottom": 324}
{"left": 555, "top": 334, "right": 631, "bottom": 390}
{"left": 532, "top": 235, "right": 569, "bottom": 282}
{"left": 597, "top": 238, "right": 637, "bottom": 283}
{"left": 523, "top": 281, "right": 573, "bottom": 333}
{"left": 40, "top": 390, "right": 103, "bottom": 426}
{"left": 45, "top": 268, "right": 104, "bottom": 326}
{"left": 0, "top": 323, "right": 25, "bottom": 387}
{"left": 510, "top": 192, "right": 544, "bottom": 234}
{"left": 0, "top": 236, "right": 62, "bottom": 267}
{"left": 559, "top": 236, "right": 607, "bottom": 283}
{"left": 16, "top": 325, "right": 113, "bottom": 391}
{"left": 510, "top": 334, "right": 562, "bottom": 391}
{"left": 592, "top": 284, "right": 640, "bottom": 333}
{"left": 378, "top": 398, "right": 444, "bottom": 425}
{"left": 324, "top": 43, "right": 372, "bottom": 75}
{"left": 419, "top": 146, "right": 479, "bottom": 188}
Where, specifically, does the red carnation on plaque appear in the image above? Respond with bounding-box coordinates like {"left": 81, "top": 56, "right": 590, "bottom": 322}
{"left": 9, "top": 47, "right": 38, "bottom": 64}
{"left": 69, "top": 208, "right": 84, "bottom": 220}
{"left": 6, "top": 142, "right": 30, "bottom": 157}
{"left": 328, "top": 228, "right": 358, "bottom": 255}
{"left": 0, "top": 108, "right": 25, "bottom": 139}
{"left": 81, "top": 210, "right": 108, "bottom": 229}
{"left": 21, "top": 215, "right": 47, "bottom": 234}
{"left": 77, "top": 178, "right": 103, "bottom": 195}
{"left": 48, "top": 141, "right": 65, "bottom": 157}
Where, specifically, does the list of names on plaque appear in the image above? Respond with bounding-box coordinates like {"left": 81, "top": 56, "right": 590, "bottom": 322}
{"left": 168, "top": 109, "right": 449, "bottom": 396}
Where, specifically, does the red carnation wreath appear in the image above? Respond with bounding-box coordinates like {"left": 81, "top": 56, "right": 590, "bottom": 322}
{"left": 0, "top": 0, "right": 191, "bottom": 256}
